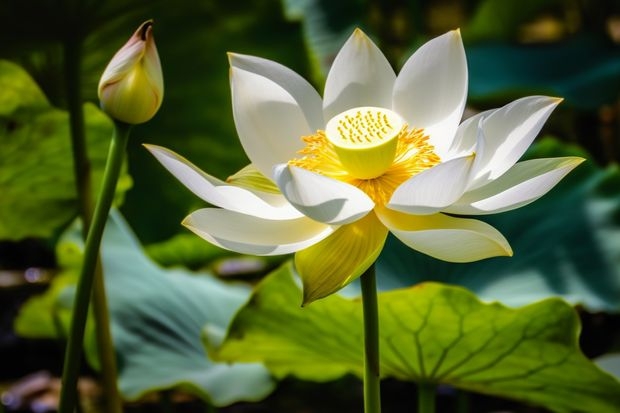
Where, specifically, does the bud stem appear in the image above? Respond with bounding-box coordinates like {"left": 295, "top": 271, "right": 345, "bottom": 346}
{"left": 58, "top": 120, "right": 131, "bottom": 413}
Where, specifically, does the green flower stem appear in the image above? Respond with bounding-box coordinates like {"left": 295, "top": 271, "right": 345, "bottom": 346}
{"left": 63, "top": 38, "right": 123, "bottom": 413}
{"left": 360, "top": 264, "right": 381, "bottom": 413}
{"left": 58, "top": 120, "right": 131, "bottom": 413}
{"left": 418, "top": 382, "right": 436, "bottom": 413}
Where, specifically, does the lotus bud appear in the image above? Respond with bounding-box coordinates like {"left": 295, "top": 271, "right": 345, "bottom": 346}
{"left": 98, "top": 20, "right": 163, "bottom": 124}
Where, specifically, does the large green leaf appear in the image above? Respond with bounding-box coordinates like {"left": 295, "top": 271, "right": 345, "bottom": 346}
{"left": 206, "top": 264, "right": 620, "bottom": 413}
{"left": 0, "top": 60, "right": 131, "bottom": 240}
{"left": 370, "top": 138, "right": 620, "bottom": 312}
{"left": 15, "top": 211, "right": 275, "bottom": 406}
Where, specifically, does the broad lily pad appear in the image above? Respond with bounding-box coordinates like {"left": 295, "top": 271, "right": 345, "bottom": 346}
{"left": 206, "top": 264, "right": 620, "bottom": 412}
{"left": 0, "top": 60, "right": 131, "bottom": 240}
{"left": 15, "top": 211, "right": 275, "bottom": 405}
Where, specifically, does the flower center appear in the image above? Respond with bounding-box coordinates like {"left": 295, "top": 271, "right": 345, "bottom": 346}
{"left": 325, "top": 107, "right": 404, "bottom": 179}
{"left": 290, "top": 106, "right": 440, "bottom": 206}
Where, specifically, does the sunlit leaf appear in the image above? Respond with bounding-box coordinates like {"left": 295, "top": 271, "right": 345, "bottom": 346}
{"left": 15, "top": 211, "right": 275, "bottom": 406}
{"left": 207, "top": 264, "right": 620, "bottom": 412}
{"left": 0, "top": 60, "right": 131, "bottom": 240}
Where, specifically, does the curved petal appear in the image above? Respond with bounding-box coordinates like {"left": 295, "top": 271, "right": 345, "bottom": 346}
{"left": 183, "top": 209, "right": 335, "bottom": 256}
{"left": 447, "top": 109, "right": 494, "bottom": 158}
{"left": 387, "top": 154, "right": 475, "bottom": 215}
{"left": 323, "top": 29, "right": 396, "bottom": 120}
{"left": 274, "top": 164, "right": 374, "bottom": 225}
{"left": 445, "top": 157, "right": 585, "bottom": 215}
{"left": 226, "top": 164, "right": 281, "bottom": 195}
{"left": 471, "top": 96, "right": 562, "bottom": 188}
{"left": 295, "top": 212, "right": 388, "bottom": 304}
{"left": 145, "top": 144, "right": 302, "bottom": 220}
{"left": 230, "top": 66, "right": 313, "bottom": 178}
{"left": 377, "top": 208, "right": 512, "bottom": 262}
{"left": 393, "top": 30, "right": 467, "bottom": 158}
{"left": 229, "top": 53, "right": 324, "bottom": 130}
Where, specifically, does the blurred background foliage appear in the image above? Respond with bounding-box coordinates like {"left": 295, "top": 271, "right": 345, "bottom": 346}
{"left": 2, "top": 0, "right": 620, "bottom": 412}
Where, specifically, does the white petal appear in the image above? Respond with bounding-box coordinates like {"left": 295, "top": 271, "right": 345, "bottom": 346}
{"left": 393, "top": 30, "right": 467, "bottom": 158}
{"left": 377, "top": 208, "right": 512, "bottom": 262}
{"left": 445, "top": 157, "right": 585, "bottom": 215}
{"left": 471, "top": 96, "right": 562, "bottom": 188}
{"left": 230, "top": 67, "right": 313, "bottom": 178}
{"left": 387, "top": 155, "right": 475, "bottom": 215}
{"left": 274, "top": 165, "right": 374, "bottom": 225}
{"left": 145, "top": 144, "right": 302, "bottom": 220}
{"left": 323, "top": 29, "right": 396, "bottom": 120}
{"left": 229, "top": 53, "right": 324, "bottom": 130}
{"left": 183, "top": 209, "right": 335, "bottom": 255}
{"left": 447, "top": 109, "right": 494, "bottom": 158}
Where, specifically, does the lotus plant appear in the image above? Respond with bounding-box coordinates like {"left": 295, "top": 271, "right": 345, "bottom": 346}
{"left": 147, "top": 29, "right": 583, "bottom": 303}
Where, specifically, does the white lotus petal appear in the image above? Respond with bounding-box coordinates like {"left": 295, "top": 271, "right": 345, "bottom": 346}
{"left": 388, "top": 155, "right": 475, "bottom": 215}
{"left": 229, "top": 53, "right": 324, "bottom": 130}
{"left": 377, "top": 208, "right": 512, "bottom": 262}
{"left": 446, "top": 157, "right": 585, "bottom": 215}
{"left": 183, "top": 209, "right": 335, "bottom": 255}
{"left": 274, "top": 164, "right": 374, "bottom": 225}
{"left": 231, "top": 67, "right": 313, "bottom": 178}
{"left": 447, "top": 109, "right": 494, "bottom": 158}
{"left": 323, "top": 29, "right": 396, "bottom": 120}
{"left": 393, "top": 30, "right": 467, "bottom": 158}
{"left": 145, "top": 144, "right": 302, "bottom": 220}
{"left": 471, "top": 96, "right": 562, "bottom": 188}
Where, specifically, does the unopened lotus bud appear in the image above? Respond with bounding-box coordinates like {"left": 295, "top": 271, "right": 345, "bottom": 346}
{"left": 98, "top": 20, "right": 163, "bottom": 124}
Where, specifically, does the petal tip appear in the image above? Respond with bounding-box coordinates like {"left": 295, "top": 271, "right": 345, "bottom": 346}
{"left": 227, "top": 52, "right": 245, "bottom": 67}
{"left": 142, "top": 143, "right": 168, "bottom": 156}
{"left": 503, "top": 243, "right": 514, "bottom": 257}
{"left": 181, "top": 215, "right": 193, "bottom": 228}
{"left": 301, "top": 281, "right": 342, "bottom": 306}
{"left": 351, "top": 27, "right": 372, "bottom": 44}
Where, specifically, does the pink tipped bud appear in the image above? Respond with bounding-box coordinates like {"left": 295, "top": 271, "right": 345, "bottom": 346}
{"left": 98, "top": 20, "right": 164, "bottom": 124}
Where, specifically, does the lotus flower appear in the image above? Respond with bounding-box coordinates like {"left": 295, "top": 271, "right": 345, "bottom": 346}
{"left": 146, "top": 29, "right": 583, "bottom": 303}
{"left": 98, "top": 20, "right": 164, "bottom": 124}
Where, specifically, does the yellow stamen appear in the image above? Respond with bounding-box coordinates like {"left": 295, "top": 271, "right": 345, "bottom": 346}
{"left": 290, "top": 108, "right": 440, "bottom": 206}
